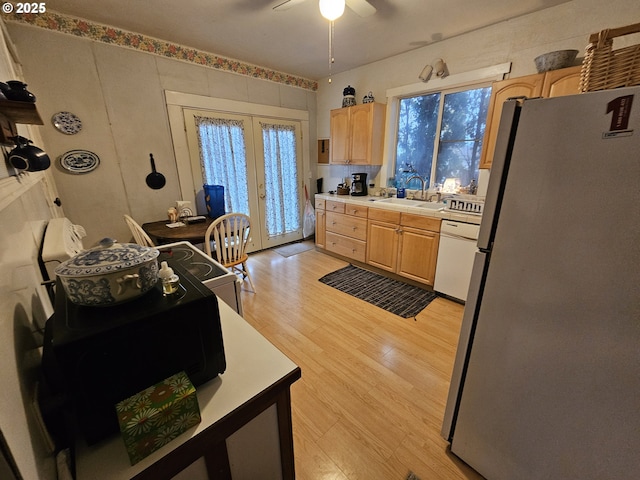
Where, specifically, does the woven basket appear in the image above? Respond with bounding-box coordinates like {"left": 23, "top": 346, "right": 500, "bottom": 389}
{"left": 580, "top": 23, "right": 640, "bottom": 92}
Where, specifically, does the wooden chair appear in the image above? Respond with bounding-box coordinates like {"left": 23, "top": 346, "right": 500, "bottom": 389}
{"left": 204, "top": 213, "right": 255, "bottom": 292}
{"left": 123, "top": 214, "right": 155, "bottom": 247}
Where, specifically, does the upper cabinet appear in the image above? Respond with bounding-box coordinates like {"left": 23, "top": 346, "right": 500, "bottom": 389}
{"left": 479, "top": 66, "right": 581, "bottom": 169}
{"left": 541, "top": 65, "right": 582, "bottom": 98}
{"left": 330, "top": 102, "right": 386, "bottom": 165}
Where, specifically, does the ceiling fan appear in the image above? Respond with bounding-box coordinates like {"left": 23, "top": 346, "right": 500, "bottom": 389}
{"left": 273, "top": 0, "right": 376, "bottom": 18}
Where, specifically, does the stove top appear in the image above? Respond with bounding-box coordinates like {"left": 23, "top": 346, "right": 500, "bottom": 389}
{"left": 157, "top": 242, "right": 230, "bottom": 282}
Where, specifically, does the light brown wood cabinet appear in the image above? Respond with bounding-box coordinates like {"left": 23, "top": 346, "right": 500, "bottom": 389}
{"left": 315, "top": 197, "right": 326, "bottom": 248}
{"left": 366, "top": 211, "right": 441, "bottom": 286}
{"left": 397, "top": 214, "right": 441, "bottom": 286}
{"left": 330, "top": 102, "right": 386, "bottom": 165}
{"left": 325, "top": 200, "right": 368, "bottom": 262}
{"left": 367, "top": 209, "right": 401, "bottom": 272}
{"left": 479, "top": 66, "right": 581, "bottom": 169}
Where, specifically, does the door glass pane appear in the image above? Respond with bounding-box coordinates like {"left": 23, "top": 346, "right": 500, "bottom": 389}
{"left": 436, "top": 87, "right": 491, "bottom": 186}
{"left": 195, "top": 116, "right": 250, "bottom": 215}
{"left": 260, "top": 122, "right": 300, "bottom": 237}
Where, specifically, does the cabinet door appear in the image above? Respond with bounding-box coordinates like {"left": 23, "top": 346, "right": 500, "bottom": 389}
{"left": 349, "top": 104, "right": 372, "bottom": 164}
{"left": 479, "top": 73, "right": 544, "bottom": 169}
{"left": 397, "top": 227, "right": 440, "bottom": 286}
{"left": 542, "top": 65, "right": 582, "bottom": 98}
{"left": 366, "top": 221, "right": 399, "bottom": 272}
{"left": 330, "top": 108, "right": 350, "bottom": 164}
{"left": 315, "top": 209, "right": 326, "bottom": 248}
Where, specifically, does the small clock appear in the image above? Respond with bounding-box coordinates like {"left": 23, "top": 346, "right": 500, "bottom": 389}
{"left": 51, "top": 111, "right": 83, "bottom": 135}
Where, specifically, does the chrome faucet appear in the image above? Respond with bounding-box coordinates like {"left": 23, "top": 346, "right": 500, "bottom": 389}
{"left": 406, "top": 175, "right": 426, "bottom": 200}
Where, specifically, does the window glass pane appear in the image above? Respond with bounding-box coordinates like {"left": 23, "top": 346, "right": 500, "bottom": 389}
{"left": 394, "top": 85, "right": 490, "bottom": 192}
{"left": 435, "top": 87, "right": 491, "bottom": 187}
{"left": 395, "top": 93, "right": 440, "bottom": 188}
{"left": 261, "top": 123, "right": 300, "bottom": 237}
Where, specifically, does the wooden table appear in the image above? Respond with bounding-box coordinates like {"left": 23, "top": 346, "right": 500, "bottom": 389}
{"left": 142, "top": 218, "right": 215, "bottom": 244}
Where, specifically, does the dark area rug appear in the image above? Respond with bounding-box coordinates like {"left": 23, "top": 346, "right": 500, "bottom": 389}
{"left": 319, "top": 264, "right": 437, "bottom": 318}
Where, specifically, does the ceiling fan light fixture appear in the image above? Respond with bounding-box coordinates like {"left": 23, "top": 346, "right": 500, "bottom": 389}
{"left": 319, "top": 0, "right": 345, "bottom": 21}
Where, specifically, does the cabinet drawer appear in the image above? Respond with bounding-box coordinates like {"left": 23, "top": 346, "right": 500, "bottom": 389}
{"left": 315, "top": 198, "right": 326, "bottom": 210}
{"left": 368, "top": 208, "right": 400, "bottom": 223}
{"left": 345, "top": 204, "right": 368, "bottom": 218}
{"left": 326, "top": 232, "right": 366, "bottom": 263}
{"left": 326, "top": 212, "right": 367, "bottom": 241}
{"left": 326, "top": 200, "right": 345, "bottom": 214}
{"left": 401, "top": 213, "right": 441, "bottom": 232}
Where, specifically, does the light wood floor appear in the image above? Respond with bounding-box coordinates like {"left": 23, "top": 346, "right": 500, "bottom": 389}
{"left": 240, "top": 242, "right": 483, "bottom": 480}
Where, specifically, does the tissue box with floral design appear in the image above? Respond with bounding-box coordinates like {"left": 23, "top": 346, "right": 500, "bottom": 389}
{"left": 115, "top": 371, "right": 201, "bottom": 465}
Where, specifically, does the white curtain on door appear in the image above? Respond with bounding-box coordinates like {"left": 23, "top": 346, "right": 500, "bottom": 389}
{"left": 195, "top": 116, "right": 250, "bottom": 215}
{"left": 260, "top": 122, "right": 300, "bottom": 237}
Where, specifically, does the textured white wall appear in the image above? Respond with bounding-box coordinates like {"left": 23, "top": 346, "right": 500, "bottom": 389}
{"left": 316, "top": 0, "right": 640, "bottom": 190}
{"left": 6, "top": 25, "right": 318, "bottom": 246}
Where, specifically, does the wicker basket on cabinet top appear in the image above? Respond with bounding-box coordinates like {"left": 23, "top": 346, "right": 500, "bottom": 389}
{"left": 579, "top": 23, "right": 640, "bottom": 92}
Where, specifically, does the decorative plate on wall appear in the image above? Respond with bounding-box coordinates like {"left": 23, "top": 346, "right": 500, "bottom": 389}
{"left": 59, "top": 150, "right": 100, "bottom": 174}
{"left": 51, "top": 111, "right": 83, "bottom": 135}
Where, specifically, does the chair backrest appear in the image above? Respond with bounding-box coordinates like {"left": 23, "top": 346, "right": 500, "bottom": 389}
{"left": 204, "top": 213, "right": 251, "bottom": 266}
{"left": 123, "top": 214, "right": 155, "bottom": 247}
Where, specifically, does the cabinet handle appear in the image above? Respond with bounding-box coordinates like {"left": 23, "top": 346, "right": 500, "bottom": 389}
{"left": 352, "top": 226, "right": 357, "bottom": 231}
{"left": 332, "top": 221, "right": 337, "bottom": 225}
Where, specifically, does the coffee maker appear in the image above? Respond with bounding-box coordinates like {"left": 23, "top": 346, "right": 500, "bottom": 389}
{"left": 350, "top": 172, "right": 368, "bottom": 196}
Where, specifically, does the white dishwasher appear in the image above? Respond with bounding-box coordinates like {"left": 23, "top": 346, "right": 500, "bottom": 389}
{"left": 434, "top": 220, "right": 480, "bottom": 302}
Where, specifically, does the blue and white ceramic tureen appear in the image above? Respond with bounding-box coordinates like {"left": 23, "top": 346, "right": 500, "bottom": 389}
{"left": 55, "top": 238, "right": 160, "bottom": 306}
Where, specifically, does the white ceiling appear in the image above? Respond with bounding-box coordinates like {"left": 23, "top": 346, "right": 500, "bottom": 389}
{"left": 44, "top": 0, "right": 570, "bottom": 80}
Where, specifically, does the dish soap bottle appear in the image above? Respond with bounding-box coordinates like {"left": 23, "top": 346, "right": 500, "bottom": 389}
{"left": 158, "top": 261, "right": 180, "bottom": 295}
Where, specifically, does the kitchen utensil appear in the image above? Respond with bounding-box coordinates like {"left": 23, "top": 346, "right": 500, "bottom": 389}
{"left": 54, "top": 237, "right": 160, "bottom": 306}
{"left": 59, "top": 149, "right": 99, "bottom": 174}
{"left": 8, "top": 135, "right": 51, "bottom": 171}
{"left": 534, "top": 49, "right": 578, "bottom": 73}
{"left": 3, "top": 80, "right": 36, "bottom": 102}
{"left": 145, "top": 153, "right": 166, "bottom": 189}
{"left": 51, "top": 111, "right": 83, "bottom": 135}
{"left": 342, "top": 85, "right": 356, "bottom": 107}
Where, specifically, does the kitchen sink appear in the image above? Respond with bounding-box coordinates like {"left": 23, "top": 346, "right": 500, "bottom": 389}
{"left": 376, "top": 197, "right": 445, "bottom": 210}
{"left": 375, "top": 197, "right": 425, "bottom": 206}
{"left": 417, "top": 202, "right": 445, "bottom": 211}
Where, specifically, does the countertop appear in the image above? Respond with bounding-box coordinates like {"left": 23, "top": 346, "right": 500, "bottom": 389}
{"left": 316, "top": 193, "right": 483, "bottom": 225}
{"left": 74, "top": 299, "right": 301, "bottom": 479}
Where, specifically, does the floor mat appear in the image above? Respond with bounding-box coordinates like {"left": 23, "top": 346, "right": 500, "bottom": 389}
{"left": 274, "top": 241, "right": 314, "bottom": 257}
{"left": 319, "top": 264, "right": 437, "bottom": 318}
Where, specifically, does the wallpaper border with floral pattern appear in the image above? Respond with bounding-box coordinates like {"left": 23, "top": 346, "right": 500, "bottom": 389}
{"left": 6, "top": 11, "right": 319, "bottom": 91}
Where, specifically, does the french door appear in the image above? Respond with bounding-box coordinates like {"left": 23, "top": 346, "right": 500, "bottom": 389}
{"left": 184, "top": 109, "right": 303, "bottom": 251}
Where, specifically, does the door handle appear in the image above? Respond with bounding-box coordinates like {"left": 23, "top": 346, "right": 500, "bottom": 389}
{"left": 259, "top": 193, "right": 266, "bottom": 199}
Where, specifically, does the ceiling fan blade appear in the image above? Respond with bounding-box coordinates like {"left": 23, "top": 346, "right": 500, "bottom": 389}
{"left": 273, "top": 0, "right": 307, "bottom": 11}
{"left": 346, "top": 0, "right": 376, "bottom": 17}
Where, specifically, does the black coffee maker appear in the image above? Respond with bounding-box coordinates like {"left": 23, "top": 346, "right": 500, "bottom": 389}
{"left": 350, "top": 172, "right": 368, "bottom": 196}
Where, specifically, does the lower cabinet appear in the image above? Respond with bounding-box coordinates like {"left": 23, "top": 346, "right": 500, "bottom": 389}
{"left": 324, "top": 200, "right": 368, "bottom": 262}
{"left": 367, "top": 211, "right": 441, "bottom": 286}
{"left": 367, "top": 209, "right": 401, "bottom": 272}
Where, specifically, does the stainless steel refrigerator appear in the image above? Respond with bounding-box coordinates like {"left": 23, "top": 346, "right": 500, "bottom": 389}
{"left": 441, "top": 86, "right": 640, "bottom": 479}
